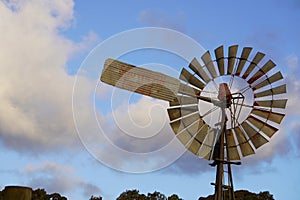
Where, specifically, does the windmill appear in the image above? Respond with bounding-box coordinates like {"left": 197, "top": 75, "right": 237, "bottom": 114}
{"left": 100, "top": 45, "right": 287, "bottom": 200}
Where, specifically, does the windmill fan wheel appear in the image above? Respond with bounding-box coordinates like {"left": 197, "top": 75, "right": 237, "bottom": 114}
{"left": 167, "top": 45, "right": 287, "bottom": 161}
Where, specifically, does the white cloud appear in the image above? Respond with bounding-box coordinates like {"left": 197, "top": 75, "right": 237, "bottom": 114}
{"left": 0, "top": 0, "right": 97, "bottom": 152}
{"left": 111, "top": 96, "right": 168, "bottom": 142}
{"left": 24, "top": 161, "right": 102, "bottom": 198}
{"left": 84, "top": 95, "right": 187, "bottom": 172}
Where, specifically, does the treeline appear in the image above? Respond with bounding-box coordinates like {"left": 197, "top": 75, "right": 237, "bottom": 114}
{"left": 0, "top": 187, "right": 274, "bottom": 200}
{"left": 199, "top": 190, "right": 274, "bottom": 200}
{"left": 115, "top": 190, "right": 182, "bottom": 200}
{"left": 112, "top": 189, "right": 274, "bottom": 200}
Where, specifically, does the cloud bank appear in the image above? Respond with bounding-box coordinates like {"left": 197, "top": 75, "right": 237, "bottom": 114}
{"left": 24, "top": 161, "right": 101, "bottom": 198}
{"left": 0, "top": 0, "right": 97, "bottom": 153}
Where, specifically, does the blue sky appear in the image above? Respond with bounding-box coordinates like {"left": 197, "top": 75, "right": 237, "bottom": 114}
{"left": 0, "top": 0, "right": 300, "bottom": 200}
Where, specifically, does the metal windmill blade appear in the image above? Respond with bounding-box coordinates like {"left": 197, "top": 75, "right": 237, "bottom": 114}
{"left": 171, "top": 45, "right": 287, "bottom": 161}
{"left": 100, "top": 45, "right": 287, "bottom": 200}
{"left": 101, "top": 58, "right": 181, "bottom": 101}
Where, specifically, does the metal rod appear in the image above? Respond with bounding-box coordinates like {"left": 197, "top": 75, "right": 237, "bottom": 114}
{"left": 227, "top": 162, "right": 235, "bottom": 200}
{"left": 225, "top": 129, "right": 236, "bottom": 200}
{"left": 214, "top": 107, "right": 226, "bottom": 200}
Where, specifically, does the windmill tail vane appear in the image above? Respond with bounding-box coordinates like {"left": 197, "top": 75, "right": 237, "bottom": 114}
{"left": 100, "top": 58, "right": 180, "bottom": 102}
{"left": 100, "top": 45, "right": 287, "bottom": 200}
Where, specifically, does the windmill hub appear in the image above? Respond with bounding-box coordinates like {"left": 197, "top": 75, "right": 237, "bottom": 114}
{"left": 198, "top": 75, "right": 255, "bottom": 130}
{"left": 217, "top": 83, "right": 232, "bottom": 108}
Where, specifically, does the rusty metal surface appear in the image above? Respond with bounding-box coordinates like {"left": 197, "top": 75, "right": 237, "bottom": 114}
{"left": 227, "top": 45, "right": 238, "bottom": 75}
{"left": 234, "top": 126, "right": 255, "bottom": 157}
{"left": 100, "top": 58, "right": 180, "bottom": 101}
{"left": 241, "top": 121, "right": 268, "bottom": 149}
{"left": 188, "top": 58, "right": 211, "bottom": 83}
{"left": 252, "top": 71, "right": 283, "bottom": 90}
{"left": 254, "top": 84, "right": 286, "bottom": 98}
{"left": 254, "top": 99, "right": 287, "bottom": 109}
{"left": 169, "top": 112, "right": 200, "bottom": 133}
{"left": 186, "top": 119, "right": 205, "bottom": 137}
{"left": 235, "top": 47, "right": 252, "bottom": 76}
{"left": 169, "top": 95, "right": 198, "bottom": 106}
{"left": 167, "top": 105, "right": 198, "bottom": 121}
{"left": 169, "top": 120, "right": 182, "bottom": 134}
{"left": 178, "top": 83, "right": 201, "bottom": 97}
{"left": 214, "top": 45, "right": 225, "bottom": 76}
{"left": 198, "top": 128, "right": 215, "bottom": 159}
{"left": 187, "top": 139, "right": 201, "bottom": 155}
{"left": 195, "top": 124, "right": 209, "bottom": 143}
{"left": 181, "top": 113, "right": 201, "bottom": 127}
{"left": 171, "top": 120, "right": 212, "bottom": 159}
{"left": 176, "top": 117, "right": 206, "bottom": 149}
{"left": 242, "top": 52, "right": 265, "bottom": 79}
{"left": 247, "top": 115, "right": 278, "bottom": 138}
{"left": 177, "top": 130, "right": 192, "bottom": 145}
{"left": 251, "top": 108, "right": 285, "bottom": 124}
{"left": 248, "top": 59, "right": 276, "bottom": 84}
{"left": 202, "top": 51, "right": 218, "bottom": 79}
{"left": 180, "top": 68, "right": 205, "bottom": 89}
{"left": 225, "top": 130, "right": 241, "bottom": 160}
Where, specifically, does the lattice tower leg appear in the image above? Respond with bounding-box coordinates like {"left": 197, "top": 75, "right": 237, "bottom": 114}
{"left": 213, "top": 132, "right": 224, "bottom": 200}
{"left": 213, "top": 107, "right": 237, "bottom": 200}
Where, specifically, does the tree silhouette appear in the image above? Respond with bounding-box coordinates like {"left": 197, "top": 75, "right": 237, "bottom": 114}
{"left": 258, "top": 191, "right": 274, "bottom": 200}
{"left": 48, "top": 192, "right": 67, "bottom": 200}
{"left": 117, "top": 189, "right": 147, "bottom": 200}
{"left": 147, "top": 191, "right": 167, "bottom": 200}
{"left": 32, "top": 188, "right": 48, "bottom": 200}
{"left": 198, "top": 190, "right": 275, "bottom": 200}
{"left": 31, "top": 188, "right": 67, "bottom": 200}
{"left": 167, "top": 194, "right": 183, "bottom": 200}
{"left": 116, "top": 189, "right": 183, "bottom": 200}
{"left": 89, "top": 195, "right": 103, "bottom": 200}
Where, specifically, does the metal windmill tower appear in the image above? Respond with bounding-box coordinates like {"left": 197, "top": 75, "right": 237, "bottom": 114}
{"left": 100, "top": 45, "right": 287, "bottom": 200}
